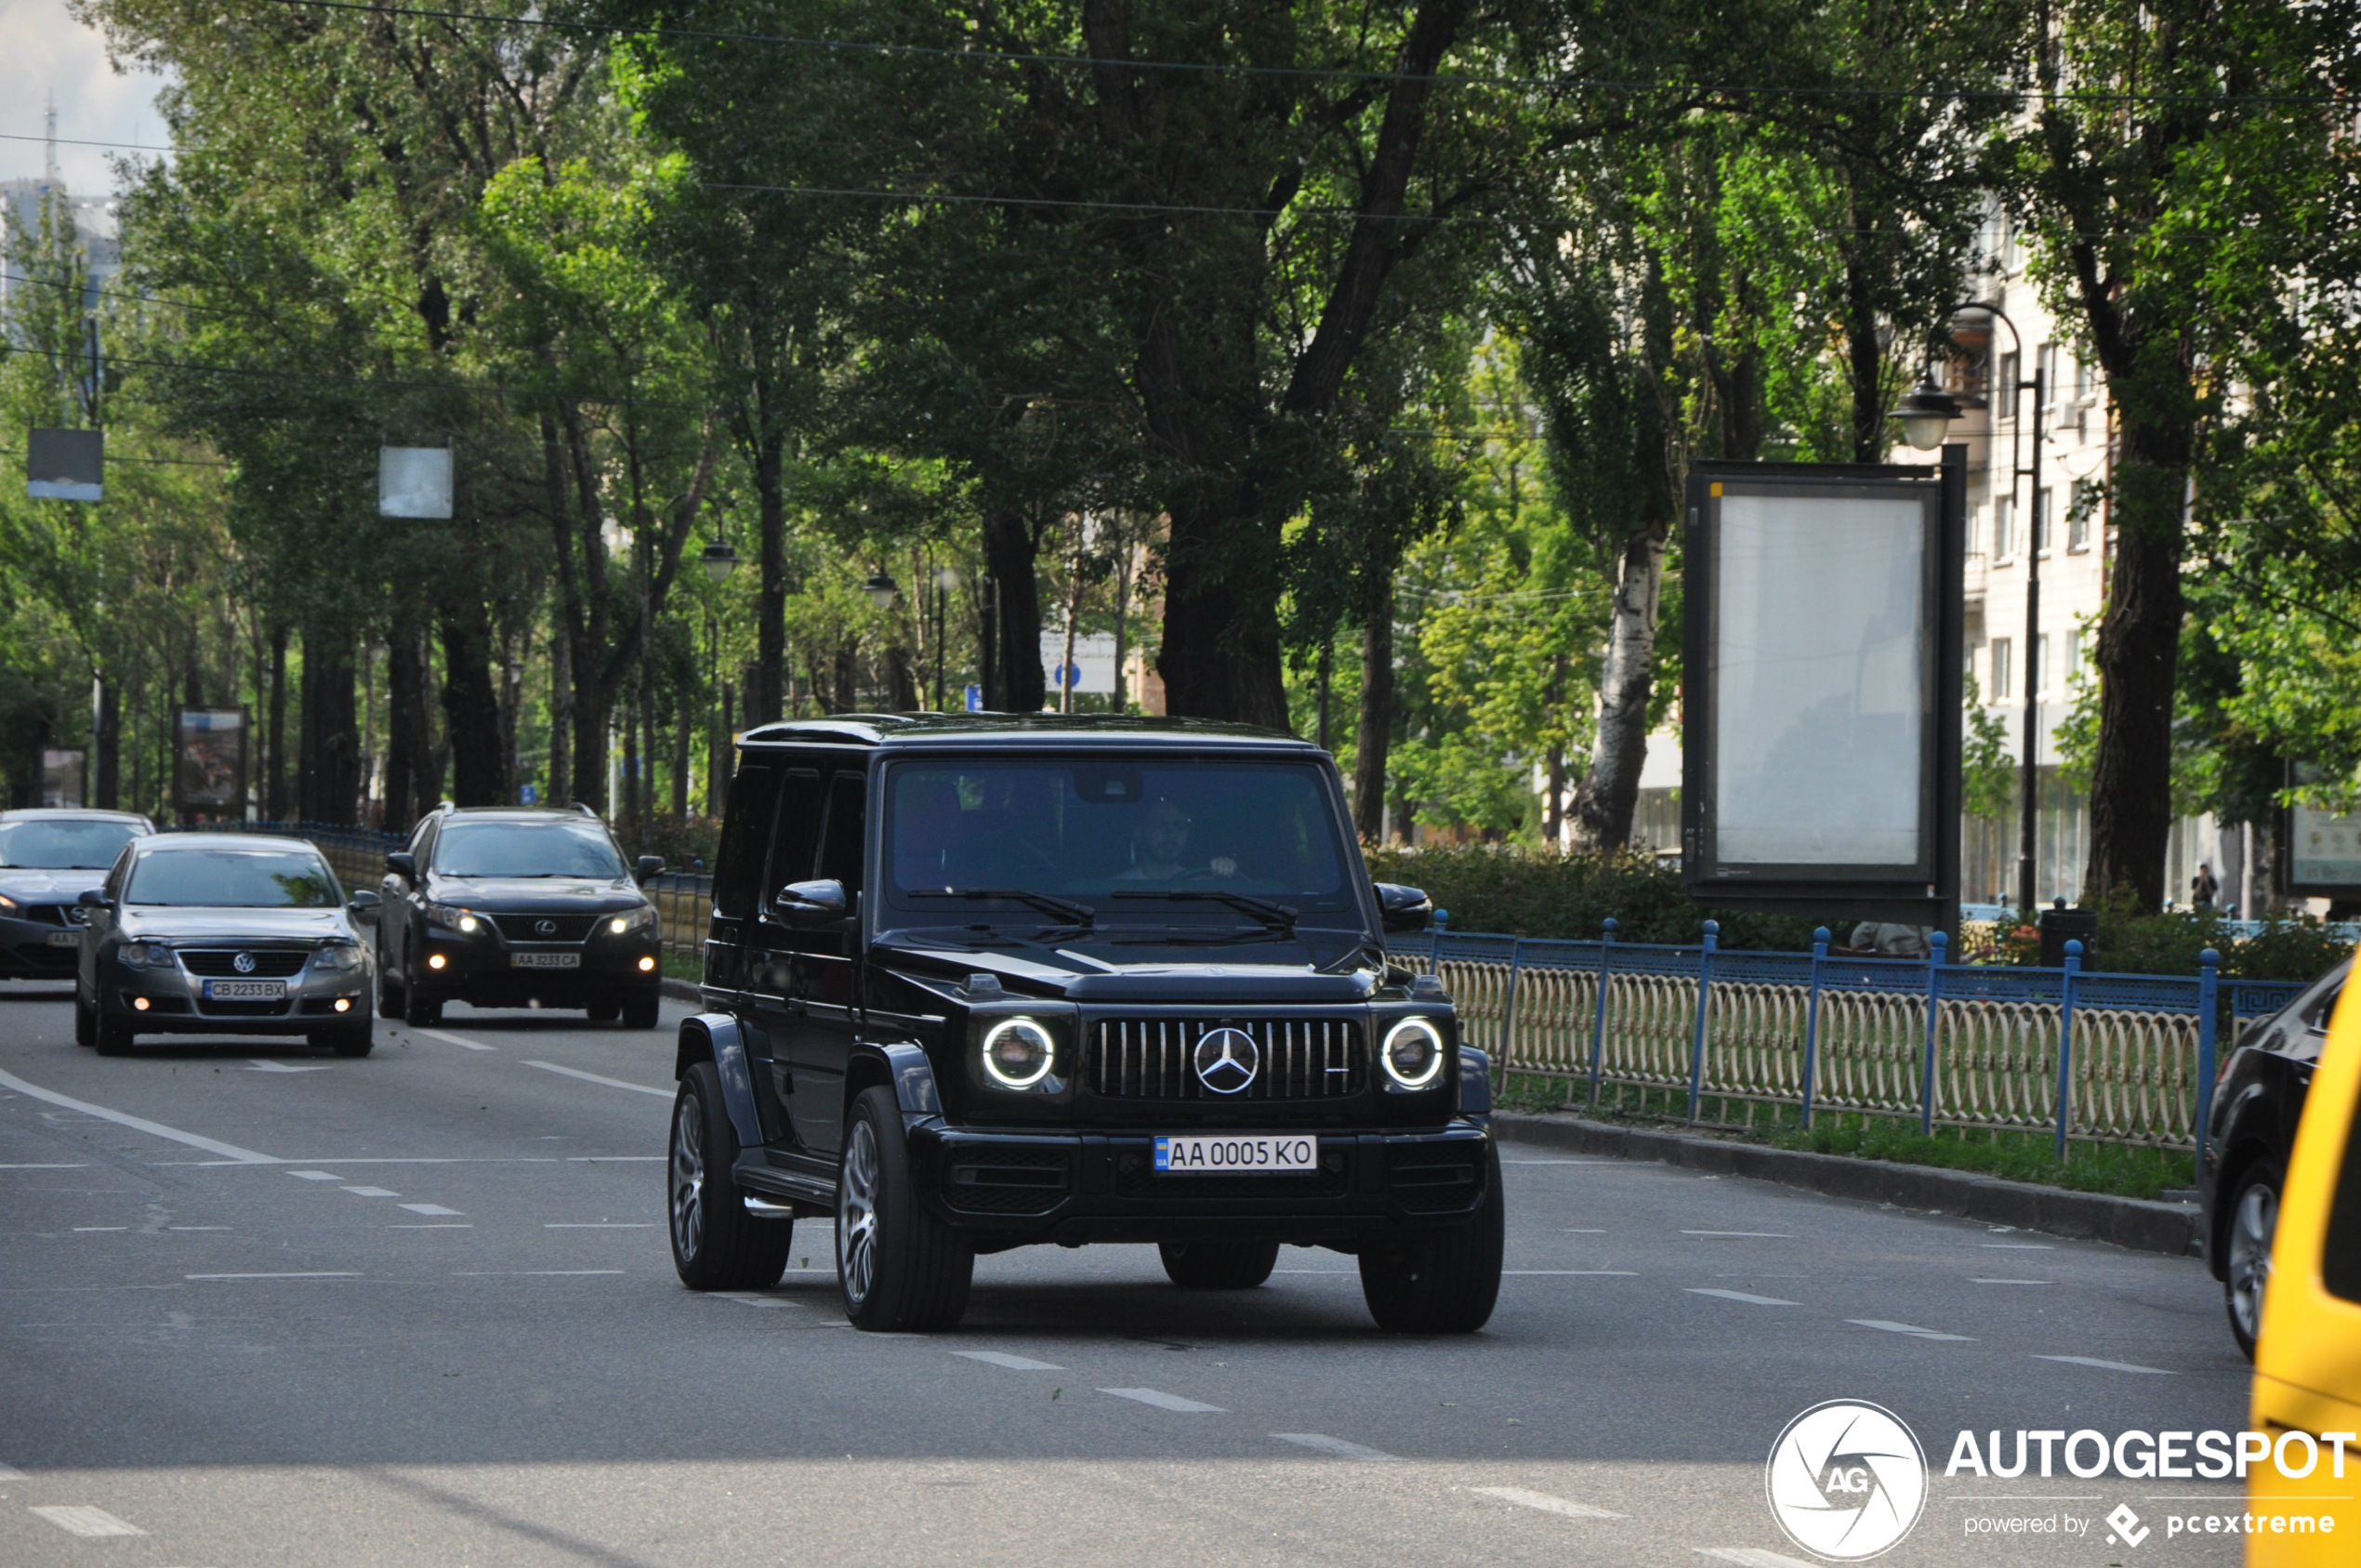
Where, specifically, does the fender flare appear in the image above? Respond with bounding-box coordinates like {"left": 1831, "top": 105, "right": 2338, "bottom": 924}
{"left": 1459, "top": 1046, "right": 1492, "bottom": 1121}
{"left": 851, "top": 1040, "right": 942, "bottom": 1118}
{"left": 677, "top": 1012, "right": 762, "bottom": 1150}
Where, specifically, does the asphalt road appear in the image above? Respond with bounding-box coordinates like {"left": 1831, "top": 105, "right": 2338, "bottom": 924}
{"left": 0, "top": 980, "right": 2271, "bottom": 1567}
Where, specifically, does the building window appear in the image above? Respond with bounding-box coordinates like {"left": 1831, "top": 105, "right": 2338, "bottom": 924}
{"left": 2068, "top": 479, "right": 2098, "bottom": 550}
{"left": 2064, "top": 629, "right": 2084, "bottom": 686}
{"left": 1994, "top": 496, "right": 2015, "bottom": 560}
{"left": 1991, "top": 638, "right": 2013, "bottom": 700}
{"left": 2034, "top": 633, "right": 2051, "bottom": 695}
{"left": 2037, "top": 342, "right": 2059, "bottom": 403}
{"left": 1997, "top": 351, "right": 2020, "bottom": 415}
{"left": 1967, "top": 503, "right": 1981, "bottom": 556}
{"left": 2035, "top": 486, "right": 2055, "bottom": 552}
{"left": 2076, "top": 354, "right": 2096, "bottom": 403}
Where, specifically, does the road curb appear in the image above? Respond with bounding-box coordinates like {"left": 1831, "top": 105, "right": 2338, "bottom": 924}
{"left": 1492, "top": 1111, "right": 2203, "bottom": 1258}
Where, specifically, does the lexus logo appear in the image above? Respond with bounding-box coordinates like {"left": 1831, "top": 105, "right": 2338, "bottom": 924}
{"left": 534, "top": 919, "right": 557, "bottom": 936}
{"left": 1193, "top": 1027, "right": 1260, "bottom": 1095}
{"left": 232, "top": 952, "right": 257, "bottom": 974}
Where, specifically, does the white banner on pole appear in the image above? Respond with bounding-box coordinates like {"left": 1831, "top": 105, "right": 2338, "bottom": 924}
{"left": 379, "top": 446, "right": 454, "bottom": 519}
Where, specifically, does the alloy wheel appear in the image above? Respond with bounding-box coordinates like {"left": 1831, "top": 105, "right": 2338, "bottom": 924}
{"left": 2228, "top": 1180, "right": 2277, "bottom": 1342}
{"left": 838, "top": 1118, "right": 881, "bottom": 1308}
{"left": 670, "top": 1093, "right": 706, "bottom": 1262}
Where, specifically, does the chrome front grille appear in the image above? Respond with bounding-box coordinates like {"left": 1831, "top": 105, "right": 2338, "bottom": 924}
{"left": 1088, "top": 1017, "right": 1366, "bottom": 1101}
{"left": 178, "top": 948, "right": 309, "bottom": 978}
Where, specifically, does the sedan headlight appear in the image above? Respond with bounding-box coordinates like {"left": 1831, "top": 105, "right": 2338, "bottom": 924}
{"left": 606, "top": 905, "right": 657, "bottom": 937}
{"left": 120, "top": 940, "right": 174, "bottom": 970}
{"left": 0, "top": 893, "right": 17, "bottom": 911}
{"left": 425, "top": 902, "right": 483, "bottom": 935}
{"left": 313, "top": 941, "right": 364, "bottom": 972}
{"left": 1379, "top": 1016, "right": 1447, "bottom": 1089}
{"left": 979, "top": 1016, "right": 1058, "bottom": 1089}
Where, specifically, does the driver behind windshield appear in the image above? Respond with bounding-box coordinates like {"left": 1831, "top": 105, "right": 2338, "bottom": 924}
{"left": 1114, "top": 798, "right": 1236, "bottom": 881}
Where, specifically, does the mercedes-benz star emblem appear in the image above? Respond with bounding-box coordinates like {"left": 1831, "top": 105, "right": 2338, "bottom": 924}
{"left": 1193, "top": 1027, "right": 1260, "bottom": 1095}
{"left": 534, "top": 919, "right": 558, "bottom": 936}
{"left": 232, "top": 952, "right": 257, "bottom": 974}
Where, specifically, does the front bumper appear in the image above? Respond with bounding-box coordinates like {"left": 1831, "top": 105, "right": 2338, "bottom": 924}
{"left": 414, "top": 927, "right": 661, "bottom": 1006}
{"left": 0, "top": 910, "right": 86, "bottom": 978}
{"left": 904, "top": 1120, "right": 1493, "bottom": 1245}
{"left": 105, "top": 957, "right": 368, "bottom": 1034}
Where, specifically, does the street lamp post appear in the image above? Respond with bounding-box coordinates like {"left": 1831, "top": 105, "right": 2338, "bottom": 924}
{"left": 1897, "top": 302, "right": 2048, "bottom": 914}
{"left": 931, "top": 565, "right": 958, "bottom": 711}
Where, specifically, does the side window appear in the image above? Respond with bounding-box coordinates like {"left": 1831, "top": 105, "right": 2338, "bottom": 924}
{"left": 104, "top": 848, "right": 131, "bottom": 900}
{"left": 410, "top": 820, "right": 436, "bottom": 870}
{"left": 817, "top": 771, "right": 867, "bottom": 895}
{"left": 712, "top": 765, "right": 780, "bottom": 917}
{"left": 763, "top": 770, "right": 824, "bottom": 900}
{"left": 2291, "top": 977, "right": 2345, "bottom": 1062}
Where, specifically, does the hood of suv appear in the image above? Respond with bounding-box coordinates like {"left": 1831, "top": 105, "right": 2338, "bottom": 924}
{"left": 121, "top": 907, "right": 355, "bottom": 942}
{"left": 0, "top": 869, "right": 107, "bottom": 903}
{"left": 877, "top": 943, "right": 1382, "bottom": 1004}
{"left": 423, "top": 875, "right": 644, "bottom": 914}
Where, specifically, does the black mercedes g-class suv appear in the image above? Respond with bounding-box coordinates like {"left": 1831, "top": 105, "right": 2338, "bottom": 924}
{"left": 376, "top": 805, "right": 666, "bottom": 1028}
{"left": 666, "top": 714, "right": 1501, "bottom": 1335}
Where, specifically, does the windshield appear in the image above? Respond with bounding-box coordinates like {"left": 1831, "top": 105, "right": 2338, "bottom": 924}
{"left": 126, "top": 849, "right": 341, "bottom": 908}
{"left": 435, "top": 822, "right": 626, "bottom": 878}
{"left": 0, "top": 819, "right": 143, "bottom": 869}
{"left": 885, "top": 758, "right": 1352, "bottom": 919}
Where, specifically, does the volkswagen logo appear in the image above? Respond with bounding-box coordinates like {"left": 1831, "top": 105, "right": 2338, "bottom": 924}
{"left": 1192, "top": 1027, "right": 1260, "bottom": 1095}
{"left": 232, "top": 952, "right": 257, "bottom": 974}
{"left": 534, "top": 918, "right": 558, "bottom": 936}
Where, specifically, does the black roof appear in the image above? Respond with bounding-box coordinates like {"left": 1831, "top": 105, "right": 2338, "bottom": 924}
{"left": 736, "top": 713, "right": 1318, "bottom": 752}
{"left": 433, "top": 806, "right": 609, "bottom": 824}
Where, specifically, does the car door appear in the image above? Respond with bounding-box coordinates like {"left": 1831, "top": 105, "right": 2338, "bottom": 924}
{"left": 741, "top": 764, "right": 825, "bottom": 1157}
{"left": 781, "top": 762, "right": 869, "bottom": 1158}
{"left": 383, "top": 818, "right": 435, "bottom": 976}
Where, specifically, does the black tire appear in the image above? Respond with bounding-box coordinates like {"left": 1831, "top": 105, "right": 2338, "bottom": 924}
{"left": 1159, "top": 1240, "right": 1280, "bottom": 1289}
{"left": 94, "top": 1009, "right": 136, "bottom": 1057}
{"left": 402, "top": 967, "right": 442, "bottom": 1027}
{"left": 838, "top": 1086, "right": 973, "bottom": 1332}
{"left": 621, "top": 995, "right": 660, "bottom": 1031}
{"left": 314, "top": 1018, "right": 375, "bottom": 1058}
{"left": 586, "top": 1001, "right": 621, "bottom": 1022}
{"left": 2223, "top": 1158, "right": 2281, "bottom": 1361}
{"left": 1358, "top": 1143, "right": 1505, "bottom": 1333}
{"left": 667, "top": 1061, "right": 791, "bottom": 1291}
{"left": 377, "top": 941, "right": 404, "bottom": 1018}
{"left": 74, "top": 990, "right": 96, "bottom": 1048}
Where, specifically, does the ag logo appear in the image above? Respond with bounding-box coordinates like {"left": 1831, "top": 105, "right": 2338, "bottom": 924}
{"left": 232, "top": 952, "right": 257, "bottom": 974}
{"left": 1192, "top": 1027, "right": 1259, "bottom": 1095}
{"left": 1764, "top": 1400, "right": 1927, "bottom": 1561}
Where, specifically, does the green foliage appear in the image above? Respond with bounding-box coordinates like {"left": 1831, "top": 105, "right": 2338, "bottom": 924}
{"left": 1961, "top": 671, "right": 2015, "bottom": 824}
{"left": 1364, "top": 843, "right": 1821, "bottom": 951}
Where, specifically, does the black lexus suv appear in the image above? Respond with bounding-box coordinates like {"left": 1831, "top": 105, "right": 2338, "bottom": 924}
{"left": 666, "top": 714, "right": 1501, "bottom": 1335}
{"left": 376, "top": 805, "right": 666, "bottom": 1028}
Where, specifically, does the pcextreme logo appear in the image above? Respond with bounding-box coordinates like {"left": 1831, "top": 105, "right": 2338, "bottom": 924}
{"left": 1765, "top": 1400, "right": 1930, "bottom": 1561}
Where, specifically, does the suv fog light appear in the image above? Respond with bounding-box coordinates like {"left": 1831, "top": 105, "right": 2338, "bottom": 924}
{"left": 981, "top": 1016, "right": 1056, "bottom": 1089}
{"left": 428, "top": 954, "right": 447, "bottom": 970}
{"left": 638, "top": 955, "right": 655, "bottom": 972}
{"left": 132, "top": 995, "right": 151, "bottom": 1012}
{"left": 334, "top": 997, "right": 351, "bottom": 1013}
{"left": 1380, "top": 1017, "right": 1445, "bottom": 1088}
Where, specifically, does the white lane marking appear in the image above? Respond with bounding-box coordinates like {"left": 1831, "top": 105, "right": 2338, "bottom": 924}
{"left": 1695, "top": 1548, "right": 1817, "bottom": 1568}
{"left": 567, "top": 1155, "right": 665, "bottom": 1162}
{"left": 30, "top": 1505, "right": 144, "bottom": 1537}
{"left": 398, "top": 1204, "right": 463, "bottom": 1216}
{"left": 415, "top": 1027, "right": 497, "bottom": 1051}
{"left": 1682, "top": 1231, "right": 1794, "bottom": 1238}
{"left": 1475, "top": 1485, "right": 1623, "bottom": 1519}
{"left": 168, "top": 1226, "right": 230, "bottom": 1232}
{"left": 0, "top": 1461, "right": 27, "bottom": 1480}
{"left": 1100, "top": 1387, "right": 1226, "bottom": 1413}
{"left": 1273, "top": 1432, "right": 1397, "bottom": 1461}
{"left": 1506, "top": 1270, "right": 1639, "bottom": 1276}
{"left": 1981, "top": 1243, "right": 2054, "bottom": 1249}
{"left": 454, "top": 1270, "right": 624, "bottom": 1277}
{"left": 2034, "top": 1354, "right": 2176, "bottom": 1375}
{"left": 524, "top": 1060, "right": 672, "bottom": 1098}
{"left": 288, "top": 1171, "right": 344, "bottom": 1180}
{"left": 545, "top": 1222, "right": 653, "bottom": 1229}
{"left": 716, "top": 1294, "right": 785, "bottom": 1310}
{"left": 0, "top": 1066, "right": 280, "bottom": 1164}
{"left": 390, "top": 1223, "right": 472, "bottom": 1229}
{"left": 73, "top": 1226, "right": 126, "bottom": 1232}
{"left": 954, "top": 1351, "right": 1062, "bottom": 1372}
{"left": 1684, "top": 1288, "right": 1800, "bottom": 1307}
{"left": 186, "top": 1272, "right": 362, "bottom": 1281}
{"left": 1971, "top": 1278, "right": 2052, "bottom": 1285}
{"left": 244, "top": 1060, "right": 332, "bottom": 1074}
{"left": 341, "top": 1186, "right": 401, "bottom": 1198}
{"left": 0, "top": 1163, "right": 86, "bottom": 1169}
{"left": 1503, "top": 1159, "right": 1607, "bottom": 1166}
{"left": 1849, "top": 1319, "right": 1975, "bottom": 1342}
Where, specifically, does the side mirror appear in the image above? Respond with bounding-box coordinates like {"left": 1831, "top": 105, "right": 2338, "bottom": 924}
{"left": 76, "top": 888, "right": 108, "bottom": 910}
{"left": 348, "top": 889, "right": 381, "bottom": 915}
{"left": 1374, "top": 882, "right": 1432, "bottom": 935}
{"left": 386, "top": 851, "right": 416, "bottom": 880}
{"left": 636, "top": 855, "right": 666, "bottom": 884}
{"left": 775, "top": 878, "right": 849, "bottom": 929}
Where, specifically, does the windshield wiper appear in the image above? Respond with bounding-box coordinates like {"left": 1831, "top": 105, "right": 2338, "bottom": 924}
{"left": 1111, "top": 889, "right": 1298, "bottom": 931}
{"left": 907, "top": 889, "right": 1096, "bottom": 929}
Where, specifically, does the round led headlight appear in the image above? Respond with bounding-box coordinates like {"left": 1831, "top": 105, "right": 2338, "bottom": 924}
{"left": 980, "top": 1016, "right": 1057, "bottom": 1089}
{"left": 1380, "top": 1016, "right": 1446, "bottom": 1089}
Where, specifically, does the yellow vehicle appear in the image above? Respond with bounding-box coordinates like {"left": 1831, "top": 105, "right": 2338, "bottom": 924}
{"left": 2249, "top": 982, "right": 2361, "bottom": 1563}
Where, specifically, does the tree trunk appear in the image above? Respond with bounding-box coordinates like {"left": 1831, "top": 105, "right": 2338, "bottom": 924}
{"left": 671, "top": 699, "right": 691, "bottom": 820}
{"left": 1352, "top": 576, "right": 1394, "bottom": 844}
{"left": 1157, "top": 494, "right": 1292, "bottom": 729}
{"left": 547, "top": 626, "right": 572, "bottom": 805}
{"left": 1572, "top": 527, "right": 1669, "bottom": 850}
{"left": 982, "top": 510, "right": 1044, "bottom": 713}
{"left": 95, "top": 676, "right": 120, "bottom": 810}
{"left": 754, "top": 422, "right": 786, "bottom": 724}
{"left": 1842, "top": 222, "right": 1885, "bottom": 464}
{"left": 886, "top": 645, "right": 917, "bottom": 712}
{"left": 440, "top": 605, "right": 505, "bottom": 808}
{"left": 2081, "top": 425, "right": 2188, "bottom": 908}
{"left": 301, "top": 626, "right": 360, "bottom": 826}
{"left": 383, "top": 628, "right": 428, "bottom": 833}
{"left": 709, "top": 680, "right": 733, "bottom": 818}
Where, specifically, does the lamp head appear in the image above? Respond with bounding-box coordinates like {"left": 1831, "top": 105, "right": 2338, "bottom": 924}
{"left": 864, "top": 571, "right": 900, "bottom": 610}
{"left": 1894, "top": 370, "right": 1963, "bottom": 451}
{"left": 699, "top": 541, "right": 740, "bottom": 583}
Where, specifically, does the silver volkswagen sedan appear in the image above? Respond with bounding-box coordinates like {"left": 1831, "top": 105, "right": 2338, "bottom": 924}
{"left": 74, "top": 835, "right": 379, "bottom": 1057}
